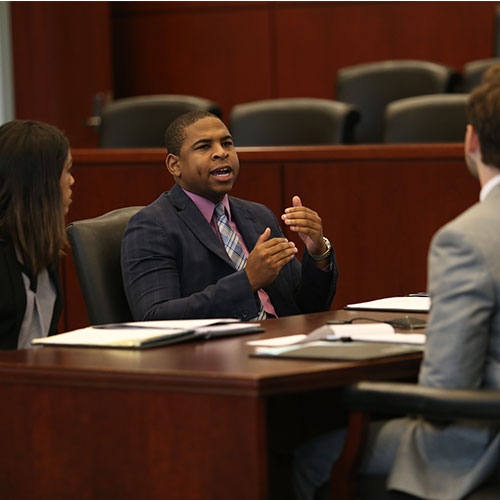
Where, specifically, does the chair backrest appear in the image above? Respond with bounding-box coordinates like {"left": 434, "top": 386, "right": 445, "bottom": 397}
{"left": 463, "top": 58, "right": 500, "bottom": 92}
{"left": 336, "top": 60, "right": 461, "bottom": 143}
{"left": 229, "top": 97, "right": 360, "bottom": 146}
{"left": 99, "top": 95, "right": 221, "bottom": 148}
{"left": 383, "top": 94, "right": 468, "bottom": 143}
{"left": 67, "top": 206, "right": 143, "bottom": 325}
{"left": 332, "top": 381, "right": 500, "bottom": 500}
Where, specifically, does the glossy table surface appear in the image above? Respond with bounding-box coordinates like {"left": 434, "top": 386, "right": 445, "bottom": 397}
{"left": 0, "top": 310, "right": 424, "bottom": 397}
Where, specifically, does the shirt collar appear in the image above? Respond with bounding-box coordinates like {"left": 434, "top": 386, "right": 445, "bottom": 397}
{"left": 480, "top": 173, "right": 500, "bottom": 202}
{"left": 181, "top": 188, "right": 231, "bottom": 223}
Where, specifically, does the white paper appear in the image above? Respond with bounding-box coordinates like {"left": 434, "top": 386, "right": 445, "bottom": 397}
{"left": 345, "top": 296, "right": 430, "bottom": 312}
{"left": 247, "top": 334, "right": 307, "bottom": 347}
{"left": 31, "top": 327, "right": 191, "bottom": 347}
{"left": 247, "top": 323, "right": 423, "bottom": 348}
{"left": 324, "top": 324, "right": 425, "bottom": 345}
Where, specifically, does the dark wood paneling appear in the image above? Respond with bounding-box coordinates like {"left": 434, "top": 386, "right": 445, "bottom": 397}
{"left": 63, "top": 145, "right": 477, "bottom": 331}
{"left": 281, "top": 145, "right": 478, "bottom": 308}
{"left": 10, "top": 1, "right": 500, "bottom": 147}
{"left": 274, "top": 2, "right": 498, "bottom": 98}
{"left": 110, "top": 1, "right": 499, "bottom": 109}
{"left": 111, "top": 1, "right": 273, "bottom": 120}
{"left": 0, "top": 383, "right": 267, "bottom": 500}
{"left": 10, "top": 2, "right": 113, "bottom": 147}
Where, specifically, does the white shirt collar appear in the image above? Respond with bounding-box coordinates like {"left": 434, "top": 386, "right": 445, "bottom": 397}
{"left": 480, "top": 173, "right": 500, "bottom": 202}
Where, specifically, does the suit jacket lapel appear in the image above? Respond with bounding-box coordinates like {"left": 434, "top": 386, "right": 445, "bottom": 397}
{"left": 229, "top": 197, "right": 260, "bottom": 252}
{"left": 168, "top": 184, "right": 235, "bottom": 267}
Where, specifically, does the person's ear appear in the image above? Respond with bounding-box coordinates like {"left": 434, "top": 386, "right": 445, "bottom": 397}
{"left": 464, "top": 124, "right": 481, "bottom": 180}
{"left": 465, "top": 124, "right": 480, "bottom": 155}
{"left": 166, "top": 153, "right": 181, "bottom": 177}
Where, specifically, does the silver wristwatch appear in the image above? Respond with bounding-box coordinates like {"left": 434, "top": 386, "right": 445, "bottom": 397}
{"left": 310, "top": 236, "right": 332, "bottom": 261}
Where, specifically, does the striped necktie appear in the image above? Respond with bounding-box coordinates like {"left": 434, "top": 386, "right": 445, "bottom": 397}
{"left": 214, "top": 203, "right": 266, "bottom": 320}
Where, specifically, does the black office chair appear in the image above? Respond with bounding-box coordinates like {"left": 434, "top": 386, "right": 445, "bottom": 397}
{"left": 463, "top": 59, "right": 500, "bottom": 92}
{"left": 329, "top": 381, "right": 500, "bottom": 500}
{"left": 383, "top": 94, "right": 468, "bottom": 143}
{"left": 67, "top": 206, "right": 143, "bottom": 325}
{"left": 336, "top": 60, "right": 461, "bottom": 143}
{"left": 98, "top": 95, "right": 221, "bottom": 148}
{"left": 229, "top": 97, "right": 360, "bottom": 146}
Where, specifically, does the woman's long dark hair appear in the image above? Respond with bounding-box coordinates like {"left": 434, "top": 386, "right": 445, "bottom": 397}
{"left": 0, "top": 120, "right": 70, "bottom": 275}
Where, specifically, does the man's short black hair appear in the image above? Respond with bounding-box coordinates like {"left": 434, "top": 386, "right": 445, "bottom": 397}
{"left": 165, "top": 111, "right": 219, "bottom": 156}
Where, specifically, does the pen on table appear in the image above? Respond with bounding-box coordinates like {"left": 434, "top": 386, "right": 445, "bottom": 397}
{"left": 408, "top": 292, "right": 429, "bottom": 297}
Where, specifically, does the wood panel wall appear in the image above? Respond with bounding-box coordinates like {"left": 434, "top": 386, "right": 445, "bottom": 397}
{"left": 10, "top": 2, "right": 113, "bottom": 147}
{"left": 62, "top": 145, "right": 477, "bottom": 331}
{"left": 111, "top": 1, "right": 499, "bottom": 119}
{"left": 10, "top": 2, "right": 500, "bottom": 146}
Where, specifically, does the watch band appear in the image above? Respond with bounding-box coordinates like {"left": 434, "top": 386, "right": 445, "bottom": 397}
{"left": 310, "top": 236, "right": 332, "bottom": 261}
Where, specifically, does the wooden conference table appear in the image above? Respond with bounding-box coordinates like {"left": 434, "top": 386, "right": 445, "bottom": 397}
{"left": 0, "top": 310, "right": 423, "bottom": 500}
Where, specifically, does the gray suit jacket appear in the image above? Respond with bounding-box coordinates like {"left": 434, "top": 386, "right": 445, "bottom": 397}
{"left": 388, "top": 183, "right": 500, "bottom": 499}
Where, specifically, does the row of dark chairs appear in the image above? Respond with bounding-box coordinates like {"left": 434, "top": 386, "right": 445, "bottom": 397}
{"left": 95, "top": 58, "right": 499, "bottom": 148}
{"left": 97, "top": 93, "right": 469, "bottom": 148}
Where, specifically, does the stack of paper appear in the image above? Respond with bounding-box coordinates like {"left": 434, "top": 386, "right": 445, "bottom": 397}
{"left": 32, "top": 319, "right": 262, "bottom": 349}
{"left": 249, "top": 323, "right": 425, "bottom": 348}
{"left": 345, "top": 296, "right": 430, "bottom": 313}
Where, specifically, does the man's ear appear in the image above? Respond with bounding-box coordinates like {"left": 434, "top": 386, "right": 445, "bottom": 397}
{"left": 464, "top": 124, "right": 481, "bottom": 180}
{"left": 166, "top": 153, "right": 181, "bottom": 177}
{"left": 465, "top": 124, "right": 480, "bottom": 155}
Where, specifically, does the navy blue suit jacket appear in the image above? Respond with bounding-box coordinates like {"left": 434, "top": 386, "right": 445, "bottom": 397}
{"left": 121, "top": 184, "right": 337, "bottom": 321}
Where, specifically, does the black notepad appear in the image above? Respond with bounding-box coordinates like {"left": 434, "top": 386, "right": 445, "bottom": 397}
{"left": 251, "top": 341, "right": 423, "bottom": 361}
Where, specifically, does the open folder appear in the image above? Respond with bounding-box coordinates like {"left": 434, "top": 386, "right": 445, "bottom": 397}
{"left": 32, "top": 319, "right": 263, "bottom": 349}
{"left": 250, "top": 323, "right": 424, "bottom": 361}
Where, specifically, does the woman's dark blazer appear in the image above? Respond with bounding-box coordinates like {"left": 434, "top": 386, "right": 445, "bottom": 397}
{"left": 0, "top": 230, "right": 62, "bottom": 350}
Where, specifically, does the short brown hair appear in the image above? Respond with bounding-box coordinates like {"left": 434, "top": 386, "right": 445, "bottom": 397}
{"left": 164, "top": 111, "right": 218, "bottom": 156}
{"left": 0, "top": 120, "right": 70, "bottom": 275}
{"left": 467, "top": 65, "right": 500, "bottom": 169}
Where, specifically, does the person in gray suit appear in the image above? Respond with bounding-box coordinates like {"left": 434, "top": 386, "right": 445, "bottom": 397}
{"left": 293, "top": 66, "right": 500, "bottom": 500}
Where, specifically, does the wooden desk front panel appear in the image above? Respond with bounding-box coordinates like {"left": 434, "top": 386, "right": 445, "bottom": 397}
{"left": 0, "top": 311, "right": 421, "bottom": 499}
{"left": 0, "top": 383, "right": 266, "bottom": 500}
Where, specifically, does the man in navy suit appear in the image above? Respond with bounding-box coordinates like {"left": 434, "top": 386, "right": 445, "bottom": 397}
{"left": 121, "top": 111, "right": 337, "bottom": 321}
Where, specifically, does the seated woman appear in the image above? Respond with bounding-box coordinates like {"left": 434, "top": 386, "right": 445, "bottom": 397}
{"left": 0, "top": 120, "right": 74, "bottom": 349}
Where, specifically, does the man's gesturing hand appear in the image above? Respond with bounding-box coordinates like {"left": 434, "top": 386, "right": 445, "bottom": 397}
{"left": 245, "top": 227, "right": 297, "bottom": 291}
{"left": 281, "top": 195, "right": 326, "bottom": 256}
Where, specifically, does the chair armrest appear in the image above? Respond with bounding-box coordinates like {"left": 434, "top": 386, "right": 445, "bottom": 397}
{"left": 346, "top": 381, "right": 500, "bottom": 421}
